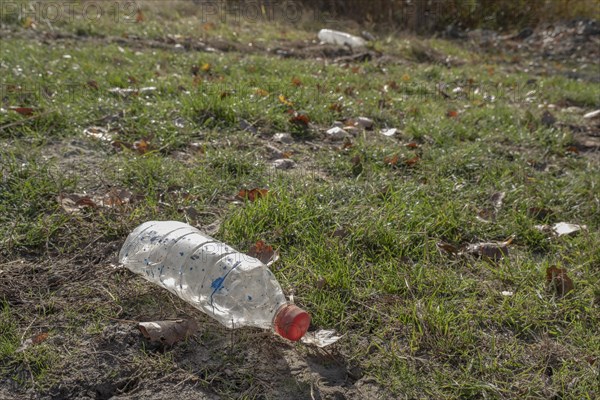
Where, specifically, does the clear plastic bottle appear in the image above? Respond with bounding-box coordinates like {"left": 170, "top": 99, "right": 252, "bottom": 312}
{"left": 118, "top": 221, "right": 310, "bottom": 341}
{"left": 317, "top": 29, "right": 367, "bottom": 49}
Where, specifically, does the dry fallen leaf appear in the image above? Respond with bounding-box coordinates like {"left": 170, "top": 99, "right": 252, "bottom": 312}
{"left": 9, "top": 107, "right": 35, "bottom": 116}
{"left": 289, "top": 112, "right": 310, "bottom": 128}
{"left": 138, "top": 319, "right": 198, "bottom": 346}
{"left": 477, "top": 191, "right": 506, "bottom": 223}
{"left": 315, "top": 276, "right": 327, "bottom": 290}
{"left": 255, "top": 88, "right": 269, "bottom": 97}
{"left": 135, "top": 9, "right": 145, "bottom": 23}
{"left": 237, "top": 188, "right": 269, "bottom": 202}
{"left": 248, "top": 240, "right": 279, "bottom": 266}
{"left": 100, "top": 188, "right": 133, "bottom": 208}
{"left": 546, "top": 266, "right": 574, "bottom": 297}
{"left": 491, "top": 191, "right": 505, "bottom": 210}
{"left": 58, "top": 194, "right": 98, "bottom": 213}
{"left": 202, "top": 22, "right": 215, "bottom": 31}
{"left": 404, "top": 156, "right": 420, "bottom": 166}
{"left": 383, "top": 154, "right": 399, "bottom": 166}
{"left": 565, "top": 146, "right": 579, "bottom": 155}
{"left": 87, "top": 80, "right": 99, "bottom": 90}
{"left": 32, "top": 332, "right": 49, "bottom": 344}
{"left": 278, "top": 94, "right": 293, "bottom": 107}
{"left": 58, "top": 189, "right": 133, "bottom": 213}
{"left": 133, "top": 139, "right": 151, "bottom": 154}
{"left": 22, "top": 16, "right": 35, "bottom": 29}
{"left": 463, "top": 241, "right": 510, "bottom": 261}
{"left": 476, "top": 208, "right": 495, "bottom": 223}
{"left": 16, "top": 332, "right": 49, "bottom": 353}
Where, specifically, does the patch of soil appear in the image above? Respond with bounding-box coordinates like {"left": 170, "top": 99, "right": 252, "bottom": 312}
{"left": 464, "top": 19, "right": 600, "bottom": 82}
{"left": 562, "top": 120, "right": 600, "bottom": 158}
{"left": 0, "top": 27, "right": 385, "bottom": 64}
{"left": 1, "top": 245, "right": 388, "bottom": 400}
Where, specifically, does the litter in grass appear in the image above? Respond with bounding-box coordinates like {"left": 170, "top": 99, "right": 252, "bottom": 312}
{"left": 380, "top": 128, "right": 398, "bottom": 137}
{"left": 535, "top": 222, "right": 586, "bottom": 236}
{"left": 318, "top": 29, "right": 366, "bottom": 49}
{"left": 272, "top": 159, "right": 296, "bottom": 169}
{"left": 326, "top": 127, "right": 349, "bottom": 141}
{"left": 138, "top": 320, "right": 198, "bottom": 346}
{"left": 301, "top": 329, "right": 343, "bottom": 348}
{"left": 546, "top": 266, "right": 574, "bottom": 297}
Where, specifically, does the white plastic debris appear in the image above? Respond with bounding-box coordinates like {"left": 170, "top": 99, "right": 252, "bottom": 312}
{"left": 83, "top": 126, "right": 112, "bottom": 142}
{"left": 381, "top": 128, "right": 398, "bottom": 137}
{"left": 272, "top": 159, "right": 296, "bottom": 170}
{"left": 583, "top": 109, "right": 600, "bottom": 119}
{"left": 552, "top": 222, "right": 585, "bottom": 236}
{"left": 326, "top": 127, "right": 348, "bottom": 141}
{"left": 535, "top": 222, "right": 586, "bottom": 236}
{"left": 318, "top": 29, "right": 367, "bottom": 49}
{"left": 355, "top": 117, "right": 374, "bottom": 129}
{"left": 300, "top": 329, "right": 343, "bottom": 348}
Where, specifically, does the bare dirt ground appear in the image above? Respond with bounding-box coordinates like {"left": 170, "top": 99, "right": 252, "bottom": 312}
{"left": 1, "top": 254, "right": 385, "bottom": 399}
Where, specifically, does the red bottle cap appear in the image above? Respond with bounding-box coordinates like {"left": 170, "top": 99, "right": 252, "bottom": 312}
{"left": 274, "top": 304, "right": 310, "bottom": 341}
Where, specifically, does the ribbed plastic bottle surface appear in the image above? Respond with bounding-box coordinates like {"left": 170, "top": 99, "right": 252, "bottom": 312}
{"left": 118, "top": 221, "right": 288, "bottom": 330}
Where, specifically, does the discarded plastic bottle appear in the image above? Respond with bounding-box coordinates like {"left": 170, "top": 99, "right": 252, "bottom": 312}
{"left": 317, "top": 29, "right": 367, "bottom": 49}
{"left": 118, "top": 221, "right": 310, "bottom": 341}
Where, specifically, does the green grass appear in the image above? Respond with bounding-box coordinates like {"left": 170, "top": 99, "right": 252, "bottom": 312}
{"left": 1, "top": 4, "right": 599, "bottom": 399}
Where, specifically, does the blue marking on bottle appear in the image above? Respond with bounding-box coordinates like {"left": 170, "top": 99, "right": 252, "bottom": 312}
{"left": 209, "top": 261, "right": 242, "bottom": 306}
{"left": 211, "top": 277, "right": 225, "bottom": 290}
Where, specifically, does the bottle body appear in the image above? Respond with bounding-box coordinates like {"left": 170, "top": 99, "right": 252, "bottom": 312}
{"left": 119, "top": 221, "right": 288, "bottom": 330}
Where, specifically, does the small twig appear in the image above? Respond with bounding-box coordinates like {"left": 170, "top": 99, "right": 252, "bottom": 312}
{"left": 20, "top": 317, "right": 37, "bottom": 343}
